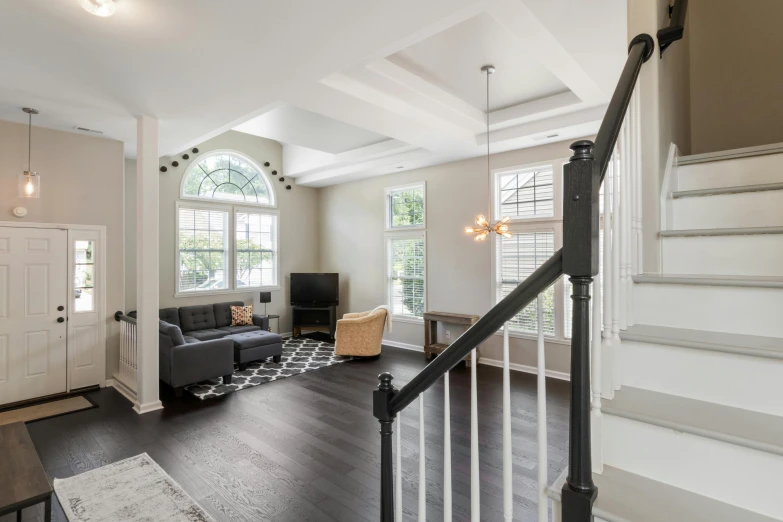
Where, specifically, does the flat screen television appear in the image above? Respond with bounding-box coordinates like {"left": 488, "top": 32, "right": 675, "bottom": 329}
{"left": 290, "top": 273, "right": 339, "bottom": 306}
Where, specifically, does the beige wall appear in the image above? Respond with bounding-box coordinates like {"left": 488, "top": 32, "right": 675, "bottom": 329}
{"left": 0, "top": 119, "right": 125, "bottom": 379}
{"left": 318, "top": 140, "right": 594, "bottom": 375}
{"left": 125, "top": 130, "right": 320, "bottom": 334}
{"left": 688, "top": 0, "right": 783, "bottom": 154}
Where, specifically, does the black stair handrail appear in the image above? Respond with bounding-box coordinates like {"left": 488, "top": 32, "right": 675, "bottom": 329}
{"left": 658, "top": 0, "right": 689, "bottom": 57}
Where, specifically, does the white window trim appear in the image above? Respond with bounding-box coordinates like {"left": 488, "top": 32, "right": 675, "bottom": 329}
{"left": 384, "top": 229, "right": 427, "bottom": 323}
{"left": 385, "top": 181, "right": 426, "bottom": 232}
{"left": 174, "top": 200, "right": 281, "bottom": 298}
{"left": 490, "top": 159, "right": 569, "bottom": 341}
{"left": 179, "top": 149, "right": 277, "bottom": 209}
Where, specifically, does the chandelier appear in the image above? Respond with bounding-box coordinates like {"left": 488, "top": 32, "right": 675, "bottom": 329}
{"left": 465, "top": 65, "right": 511, "bottom": 241}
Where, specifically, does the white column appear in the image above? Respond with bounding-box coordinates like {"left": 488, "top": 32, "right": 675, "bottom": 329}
{"left": 471, "top": 348, "right": 480, "bottom": 522}
{"left": 502, "top": 324, "right": 513, "bottom": 522}
{"left": 444, "top": 373, "right": 452, "bottom": 522}
{"left": 134, "top": 115, "right": 162, "bottom": 414}
{"left": 536, "top": 296, "right": 548, "bottom": 522}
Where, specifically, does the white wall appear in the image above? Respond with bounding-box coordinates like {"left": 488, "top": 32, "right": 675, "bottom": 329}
{"left": 125, "top": 130, "right": 320, "bottom": 334}
{"left": 688, "top": 0, "right": 783, "bottom": 154}
{"left": 318, "top": 139, "right": 591, "bottom": 375}
{"left": 0, "top": 119, "right": 125, "bottom": 379}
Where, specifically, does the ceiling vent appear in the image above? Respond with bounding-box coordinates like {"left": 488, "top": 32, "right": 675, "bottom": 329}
{"left": 73, "top": 126, "right": 104, "bottom": 135}
{"left": 531, "top": 132, "right": 559, "bottom": 142}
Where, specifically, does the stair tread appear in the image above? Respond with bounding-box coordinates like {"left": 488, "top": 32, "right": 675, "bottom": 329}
{"left": 672, "top": 182, "right": 783, "bottom": 198}
{"left": 677, "top": 142, "right": 783, "bottom": 166}
{"left": 603, "top": 387, "right": 783, "bottom": 456}
{"left": 633, "top": 273, "right": 783, "bottom": 288}
{"left": 549, "top": 466, "right": 779, "bottom": 522}
{"left": 660, "top": 226, "right": 783, "bottom": 237}
{"left": 621, "top": 324, "right": 783, "bottom": 358}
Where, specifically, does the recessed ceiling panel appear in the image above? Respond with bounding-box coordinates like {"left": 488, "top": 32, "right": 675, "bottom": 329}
{"left": 389, "top": 12, "right": 570, "bottom": 112}
{"left": 234, "top": 104, "right": 387, "bottom": 154}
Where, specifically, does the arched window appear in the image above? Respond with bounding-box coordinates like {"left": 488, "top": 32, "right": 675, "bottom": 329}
{"left": 181, "top": 151, "right": 274, "bottom": 206}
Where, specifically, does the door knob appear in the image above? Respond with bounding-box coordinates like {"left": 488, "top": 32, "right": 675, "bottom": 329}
{"left": 57, "top": 305, "right": 64, "bottom": 311}
{"left": 57, "top": 317, "right": 65, "bottom": 323}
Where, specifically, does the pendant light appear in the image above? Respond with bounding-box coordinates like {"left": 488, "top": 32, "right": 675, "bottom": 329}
{"left": 18, "top": 108, "right": 41, "bottom": 199}
{"left": 464, "top": 65, "right": 511, "bottom": 241}
{"left": 79, "top": 0, "right": 116, "bottom": 17}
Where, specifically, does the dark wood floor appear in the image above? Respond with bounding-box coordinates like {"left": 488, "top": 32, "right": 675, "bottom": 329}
{"left": 5, "top": 347, "right": 569, "bottom": 522}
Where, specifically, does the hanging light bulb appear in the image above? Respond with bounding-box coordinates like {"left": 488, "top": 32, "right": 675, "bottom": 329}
{"left": 18, "top": 108, "right": 41, "bottom": 199}
{"left": 79, "top": 0, "right": 116, "bottom": 17}
{"left": 463, "top": 65, "right": 511, "bottom": 242}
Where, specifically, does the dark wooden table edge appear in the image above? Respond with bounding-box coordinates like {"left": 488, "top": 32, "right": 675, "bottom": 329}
{"left": 0, "top": 491, "right": 52, "bottom": 517}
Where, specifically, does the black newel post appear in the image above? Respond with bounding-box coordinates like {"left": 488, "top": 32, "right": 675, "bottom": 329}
{"left": 374, "top": 372, "right": 397, "bottom": 522}
{"left": 561, "top": 140, "right": 599, "bottom": 521}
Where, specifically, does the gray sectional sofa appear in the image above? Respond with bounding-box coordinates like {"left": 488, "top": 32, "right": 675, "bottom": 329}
{"left": 140, "top": 301, "right": 283, "bottom": 396}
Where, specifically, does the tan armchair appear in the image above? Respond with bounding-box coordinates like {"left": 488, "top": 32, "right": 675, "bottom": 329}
{"left": 334, "top": 308, "right": 388, "bottom": 357}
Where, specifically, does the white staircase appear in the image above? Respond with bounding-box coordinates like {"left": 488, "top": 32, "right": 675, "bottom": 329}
{"left": 551, "top": 144, "right": 783, "bottom": 521}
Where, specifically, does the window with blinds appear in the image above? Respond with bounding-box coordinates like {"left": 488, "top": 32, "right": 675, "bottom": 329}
{"left": 387, "top": 183, "right": 425, "bottom": 229}
{"left": 497, "top": 231, "right": 555, "bottom": 335}
{"left": 498, "top": 166, "right": 554, "bottom": 220}
{"left": 386, "top": 234, "right": 425, "bottom": 319}
{"left": 235, "top": 211, "right": 277, "bottom": 288}
{"left": 178, "top": 207, "right": 229, "bottom": 293}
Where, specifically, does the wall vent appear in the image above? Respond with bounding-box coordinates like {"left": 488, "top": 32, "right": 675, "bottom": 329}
{"left": 531, "top": 132, "right": 559, "bottom": 142}
{"left": 73, "top": 126, "right": 104, "bottom": 135}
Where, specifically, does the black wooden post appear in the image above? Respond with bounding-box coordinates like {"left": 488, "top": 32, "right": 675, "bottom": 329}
{"left": 374, "top": 372, "right": 397, "bottom": 522}
{"left": 561, "top": 140, "right": 599, "bottom": 521}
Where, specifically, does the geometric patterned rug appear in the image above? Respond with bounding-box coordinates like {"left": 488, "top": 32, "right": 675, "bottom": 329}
{"left": 185, "top": 336, "right": 351, "bottom": 400}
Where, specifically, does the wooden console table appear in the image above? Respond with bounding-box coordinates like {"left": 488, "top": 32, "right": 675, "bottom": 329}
{"left": 424, "top": 311, "right": 480, "bottom": 367}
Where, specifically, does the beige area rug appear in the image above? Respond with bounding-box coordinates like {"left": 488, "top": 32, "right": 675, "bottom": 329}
{"left": 54, "top": 453, "right": 215, "bottom": 522}
{"left": 0, "top": 395, "right": 95, "bottom": 426}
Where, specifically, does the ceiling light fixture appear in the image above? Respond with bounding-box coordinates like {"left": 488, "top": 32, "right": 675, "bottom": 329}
{"left": 79, "top": 0, "right": 116, "bottom": 17}
{"left": 464, "top": 65, "right": 511, "bottom": 241}
{"left": 18, "top": 108, "right": 41, "bottom": 199}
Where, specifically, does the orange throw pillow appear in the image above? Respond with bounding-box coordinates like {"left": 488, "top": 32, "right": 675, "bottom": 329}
{"left": 230, "top": 305, "right": 253, "bottom": 326}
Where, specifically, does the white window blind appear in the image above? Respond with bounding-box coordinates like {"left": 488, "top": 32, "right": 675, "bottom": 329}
{"left": 235, "top": 211, "right": 277, "bottom": 288}
{"left": 498, "top": 166, "right": 554, "bottom": 220}
{"left": 387, "top": 235, "right": 425, "bottom": 319}
{"left": 387, "top": 184, "right": 425, "bottom": 229}
{"left": 178, "top": 207, "right": 229, "bottom": 293}
{"left": 497, "top": 231, "right": 555, "bottom": 335}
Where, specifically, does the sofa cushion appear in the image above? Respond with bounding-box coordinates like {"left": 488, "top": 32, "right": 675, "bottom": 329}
{"left": 185, "top": 329, "right": 228, "bottom": 341}
{"left": 179, "top": 304, "right": 217, "bottom": 333}
{"left": 159, "top": 308, "right": 180, "bottom": 328}
{"left": 159, "top": 320, "right": 186, "bottom": 346}
{"left": 214, "top": 301, "right": 245, "bottom": 328}
{"left": 183, "top": 336, "right": 200, "bottom": 344}
{"left": 225, "top": 330, "right": 283, "bottom": 350}
{"left": 218, "top": 325, "right": 261, "bottom": 335}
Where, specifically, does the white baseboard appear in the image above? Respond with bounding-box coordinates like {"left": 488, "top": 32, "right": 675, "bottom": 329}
{"left": 479, "top": 357, "right": 570, "bottom": 381}
{"left": 133, "top": 400, "right": 164, "bottom": 415}
{"left": 382, "top": 339, "right": 570, "bottom": 380}
{"left": 103, "top": 378, "right": 115, "bottom": 388}
{"left": 107, "top": 374, "right": 138, "bottom": 407}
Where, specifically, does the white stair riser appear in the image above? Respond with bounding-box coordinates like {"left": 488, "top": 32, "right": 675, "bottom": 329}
{"left": 620, "top": 340, "right": 783, "bottom": 416}
{"left": 634, "top": 284, "right": 782, "bottom": 337}
{"left": 673, "top": 190, "right": 783, "bottom": 229}
{"left": 603, "top": 415, "right": 783, "bottom": 519}
{"left": 678, "top": 154, "right": 783, "bottom": 191}
{"left": 661, "top": 235, "right": 783, "bottom": 276}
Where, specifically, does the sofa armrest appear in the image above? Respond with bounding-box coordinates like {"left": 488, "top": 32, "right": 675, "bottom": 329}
{"left": 161, "top": 338, "right": 234, "bottom": 388}
{"left": 252, "top": 314, "right": 269, "bottom": 330}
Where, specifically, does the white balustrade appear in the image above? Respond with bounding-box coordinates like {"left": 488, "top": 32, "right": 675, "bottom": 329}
{"left": 471, "top": 348, "right": 480, "bottom": 522}
{"left": 536, "top": 296, "right": 548, "bottom": 522}
{"left": 396, "top": 412, "right": 403, "bottom": 522}
{"left": 118, "top": 318, "right": 138, "bottom": 393}
{"left": 502, "top": 323, "right": 513, "bottom": 521}
{"left": 419, "top": 394, "right": 426, "bottom": 522}
{"left": 444, "top": 372, "right": 452, "bottom": 521}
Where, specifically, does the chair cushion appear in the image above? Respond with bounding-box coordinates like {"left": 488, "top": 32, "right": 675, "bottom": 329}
{"left": 225, "top": 330, "right": 283, "bottom": 350}
{"left": 159, "top": 308, "right": 180, "bottom": 328}
{"left": 179, "top": 304, "right": 217, "bottom": 333}
{"left": 213, "top": 301, "right": 245, "bottom": 328}
{"left": 184, "top": 329, "right": 228, "bottom": 341}
{"left": 218, "top": 325, "right": 261, "bottom": 335}
{"left": 159, "top": 320, "right": 186, "bottom": 347}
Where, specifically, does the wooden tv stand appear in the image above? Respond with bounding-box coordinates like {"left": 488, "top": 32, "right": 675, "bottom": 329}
{"left": 292, "top": 305, "right": 337, "bottom": 338}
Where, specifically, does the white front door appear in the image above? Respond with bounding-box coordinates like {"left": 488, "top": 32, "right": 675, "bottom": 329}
{"left": 0, "top": 227, "right": 68, "bottom": 406}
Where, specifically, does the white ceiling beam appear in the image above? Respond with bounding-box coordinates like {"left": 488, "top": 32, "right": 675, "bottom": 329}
{"left": 481, "top": 105, "right": 607, "bottom": 145}
{"left": 285, "top": 138, "right": 417, "bottom": 177}
{"left": 489, "top": 91, "right": 583, "bottom": 127}
{"left": 486, "top": 0, "right": 606, "bottom": 104}
{"left": 294, "top": 148, "right": 434, "bottom": 187}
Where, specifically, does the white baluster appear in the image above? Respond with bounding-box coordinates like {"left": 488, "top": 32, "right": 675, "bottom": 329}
{"left": 611, "top": 146, "right": 622, "bottom": 391}
{"left": 623, "top": 118, "right": 633, "bottom": 330}
{"left": 396, "top": 411, "right": 403, "bottom": 522}
{"left": 419, "top": 393, "right": 426, "bottom": 522}
{"left": 633, "top": 87, "right": 644, "bottom": 277}
{"left": 471, "top": 348, "right": 480, "bottom": 522}
{"left": 536, "top": 295, "right": 548, "bottom": 522}
{"left": 602, "top": 154, "right": 614, "bottom": 398}
{"left": 618, "top": 124, "right": 629, "bottom": 332}
{"left": 444, "top": 372, "right": 452, "bottom": 522}
{"left": 502, "top": 324, "right": 512, "bottom": 521}
{"left": 591, "top": 272, "right": 603, "bottom": 473}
